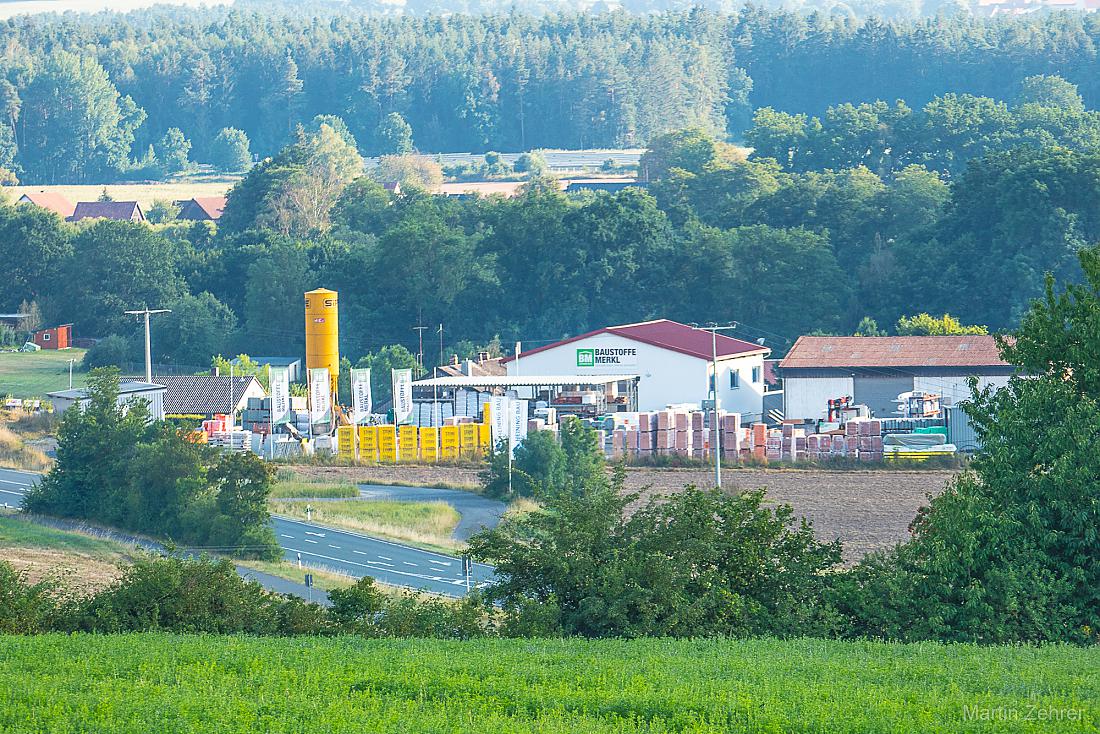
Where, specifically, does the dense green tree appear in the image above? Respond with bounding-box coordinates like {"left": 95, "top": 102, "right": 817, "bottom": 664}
{"left": 18, "top": 51, "right": 144, "bottom": 183}
{"left": 56, "top": 221, "right": 184, "bottom": 337}
{"left": 376, "top": 112, "right": 414, "bottom": 155}
{"left": 208, "top": 127, "right": 253, "bottom": 172}
{"left": 0, "top": 200, "right": 72, "bottom": 311}
{"left": 895, "top": 313, "right": 986, "bottom": 336}
{"left": 354, "top": 345, "right": 420, "bottom": 405}
{"left": 155, "top": 127, "right": 192, "bottom": 176}
{"left": 152, "top": 292, "right": 238, "bottom": 368}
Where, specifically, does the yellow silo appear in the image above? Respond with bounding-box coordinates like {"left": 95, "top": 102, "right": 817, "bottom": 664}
{"left": 304, "top": 288, "right": 340, "bottom": 397}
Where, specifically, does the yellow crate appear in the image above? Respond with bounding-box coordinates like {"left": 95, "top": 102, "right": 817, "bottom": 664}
{"left": 419, "top": 426, "right": 438, "bottom": 448}
{"left": 358, "top": 445, "right": 378, "bottom": 463}
{"left": 358, "top": 425, "right": 378, "bottom": 450}
{"left": 481, "top": 401, "right": 491, "bottom": 425}
{"left": 398, "top": 425, "right": 418, "bottom": 450}
{"left": 378, "top": 446, "right": 398, "bottom": 463}
{"left": 440, "top": 444, "right": 460, "bottom": 460}
{"left": 440, "top": 425, "right": 460, "bottom": 449}
{"left": 420, "top": 443, "right": 439, "bottom": 462}
{"left": 377, "top": 426, "right": 397, "bottom": 451}
{"left": 478, "top": 423, "right": 490, "bottom": 447}
{"left": 337, "top": 425, "right": 354, "bottom": 447}
{"left": 459, "top": 423, "right": 478, "bottom": 448}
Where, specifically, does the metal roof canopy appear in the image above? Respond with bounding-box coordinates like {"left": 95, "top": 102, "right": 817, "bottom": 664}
{"left": 48, "top": 381, "right": 166, "bottom": 399}
{"left": 413, "top": 374, "right": 639, "bottom": 388}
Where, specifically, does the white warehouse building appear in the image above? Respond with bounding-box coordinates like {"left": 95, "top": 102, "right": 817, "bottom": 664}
{"left": 779, "top": 335, "right": 1016, "bottom": 420}
{"left": 504, "top": 319, "right": 770, "bottom": 417}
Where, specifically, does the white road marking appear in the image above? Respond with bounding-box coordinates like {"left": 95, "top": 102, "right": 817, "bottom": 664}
{"left": 402, "top": 561, "right": 417, "bottom": 567}
{"left": 378, "top": 555, "right": 392, "bottom": 561}
{"left": 0, "top": 489, "right": 27, "bottom": 497}
{"left": 283, "top": 547, "right": 466, "bottom": 592}
{"left": 369, "top": 561, "right": 394, "bottom": 568}
{"left": 0, "top": 479, "right": 32, "bottom": 486}
{"left": 303, "top": 539, "right": 318, "bottom": 544}
{"left": 429, "top": 559, "right": 451, "bottom": 567}
{"left": 352, "top": 550, "right": 367, "bottom": 555}
{"left": 328, "top": 545, "right": 341, "bottom": 549}
{"left": 304, "top": 531, "right": 326, "bottom": 538}
{"left": 280, "top": 534, "right": 294, "bottom": 539}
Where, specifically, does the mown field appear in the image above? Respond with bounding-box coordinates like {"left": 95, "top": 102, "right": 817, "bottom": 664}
{"left": 7, "top": 181, "right": 235, "bottom": 209}
{"left": 0, "top": 634, "right": 1095, "bottom": 733}
{"left": 0, "top": 348, "right": 87, "bottom": 398}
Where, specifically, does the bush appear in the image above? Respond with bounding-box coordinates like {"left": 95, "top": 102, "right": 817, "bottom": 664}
{"left": 0, "top": 561, "right": 58, "bottom": 634}
{"left": 81, "top": 335, "right": 134, "bottom": 369}
{"left": 208, "top": 127, "right": 252, "bottom": 171}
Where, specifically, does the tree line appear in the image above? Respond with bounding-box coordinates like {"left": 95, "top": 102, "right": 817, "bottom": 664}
{"left": 4, "top": 118, "right": 1100, "bottom": 366}
{"left": 2, "top": 8, "right": 1100, "bottom": 181}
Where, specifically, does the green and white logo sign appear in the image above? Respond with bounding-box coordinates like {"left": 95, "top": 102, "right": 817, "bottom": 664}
{"left": 576, "top": 346, "right": 637, "bottom": 367}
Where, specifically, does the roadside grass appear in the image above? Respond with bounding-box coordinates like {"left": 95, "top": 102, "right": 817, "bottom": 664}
{"left": 503, "top": 496, "right": 541, "bottom": 520}
{"left": 363, "top": 475, "right": 480, "bottom": 491}
{"left": 0, "top": 348, "right": 87, "bottom": 398}
{"left": 0, "top": 512, "right": 135, "bottom": 592}
{"left": 0, "top": 425, "right": 51, "bottom": 471}
{"left": 269, "top": 480, "right": 360, "bottom": 499}
{"left": 235, "top": 558, "right": 357, "bottom": 592}
{"left": 270, "top": 499, "right": 461, "bottom": 553}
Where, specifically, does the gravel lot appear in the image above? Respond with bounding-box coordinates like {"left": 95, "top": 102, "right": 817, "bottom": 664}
{"left": 289, "top": 463, "right": 954, "bottom": 562}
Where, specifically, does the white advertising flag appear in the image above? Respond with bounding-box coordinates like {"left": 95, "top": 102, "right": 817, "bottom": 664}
{"left": 309, "top": 368, "right": 331, "bottom": 424}
{"left": 351, "top": 368, "right": 372, "bottom": 424}
{"left": 490, "top": 395, "right": 510, "bottom": 450}
{"left": 392, "top": 368, "right": 413, "bottom": 425}
{"left": 269, "top": 366, "right": 290, "bottom": 425}
{"left": 509, "top": 399, "right": 529, "bottom": 457}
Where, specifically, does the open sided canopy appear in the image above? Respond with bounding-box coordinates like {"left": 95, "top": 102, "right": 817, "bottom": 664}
{"left": 413, "top": 374, "right": 638, "bottom": 388}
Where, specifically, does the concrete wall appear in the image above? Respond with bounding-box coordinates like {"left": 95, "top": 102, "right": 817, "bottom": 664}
{"left": 508, "top": 333, "right": 765, "bottom": 415}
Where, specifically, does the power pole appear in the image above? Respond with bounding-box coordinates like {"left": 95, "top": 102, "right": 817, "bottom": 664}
{"left": 696, "top": 323, "right": 737, "bottom": 489}
{"left": 412, "top": 324, "right": 428, "bottom": 377}
{"left": 124, "top": 308, "right": 171, "bottom": 382}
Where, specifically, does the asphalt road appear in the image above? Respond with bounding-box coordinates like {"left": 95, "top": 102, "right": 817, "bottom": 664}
{"left": 356, "top": 483, "right": 507, "bottom": 541}
{"left": 0, "top": 468, "right": 494, "bottom": 597}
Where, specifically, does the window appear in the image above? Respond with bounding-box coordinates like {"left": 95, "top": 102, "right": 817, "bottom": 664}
{"left": 752, "top": 366, "right": 761, "bottom": 384}
{"left": 41, "top": 332, "right": 50, "bottom": 341}
{"left": 730, "top": 369, "right": 740, "bottom": 389}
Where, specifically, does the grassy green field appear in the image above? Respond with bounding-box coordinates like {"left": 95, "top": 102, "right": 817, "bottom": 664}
{"left": 0, "top": 348, "right": 87, "bottom": 398}
{"left": 270, "top": 498, "right": 461, "bottom": 552}
{"left": 268, "top": 479, "right": 360, "bottom": 498}
{"left": 0, "top": 635, "right": 1095, "bottom": 733}
{"left": 0, "top": 514, "right": 125, "bottom": 556}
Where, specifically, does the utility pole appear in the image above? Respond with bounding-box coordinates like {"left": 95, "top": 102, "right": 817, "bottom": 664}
{"left": 68, "top": 358, "right": 75, "bottom": 389}
{"left": 412, "top": 324, "right": 428, "bottom": 377}
{"left": 696, "top": 323, "right": 737, "bottom": 489}
{"left": 124, "top": 308, "right": 171, "bottom": 382}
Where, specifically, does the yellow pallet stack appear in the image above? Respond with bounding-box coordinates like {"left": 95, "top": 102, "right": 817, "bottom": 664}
{"left": 420, "top": 427, "right": 439, "bottom": 462}
{"left": 377, "top": 425, "right": 398, "bottom": 463}
{"left": 398, "top": 425, "right": 419, "bottom": 462}
{"left": 358, "top": 425, "right": 378, "bottom": 462}
{"left": 459, "top": 423, "right": 479, "bottom": 459}
{"left": 337, "top": 425, "right": 355, "bottom": 458}
{"left": 440, "top": 425, "right": 460, "bottom": 460}
{"left": 478, "top": 422, "right": 491, "bottom": 450}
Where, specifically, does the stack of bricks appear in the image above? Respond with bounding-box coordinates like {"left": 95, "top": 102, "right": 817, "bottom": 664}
{"left": 638, "top": 412, "right": 655, "bottom": 457}
{"left": 722, "top": 413, "right": 741, "bottom": 461}
{"left": 857, "top": 419, "right": 884, "bottom": 462}
{"left": 691, "top": 411, "right": 707, "bottom": 458}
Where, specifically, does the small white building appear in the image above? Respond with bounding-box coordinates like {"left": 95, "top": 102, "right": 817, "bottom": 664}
{"left": 779, "top": 335, "right": 1015, "bottom": 420}
{"left": 48, "top": 381, "right": 166, "bottom": 421}
{"left": 504, "top": 319, "right": 770, "bottom": 417}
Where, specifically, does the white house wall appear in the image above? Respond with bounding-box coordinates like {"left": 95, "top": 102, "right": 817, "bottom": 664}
{"left": 783, "top": 376, "right": 854, "bottom": 421}
{"left": 509, "top": 333, "right": 765, "bottom": 415}
{"left": 716, "top": 353, "right": 767, "bottom": 420}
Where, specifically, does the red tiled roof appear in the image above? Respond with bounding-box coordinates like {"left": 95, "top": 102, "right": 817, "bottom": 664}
{"left": 18, "top": 192, "right": 76, "bottom": 218}
{"left": 191, "top": 196, "right": 226, "bottom": 219}
{"left": 504, "top": 319, "right": 769, "bottom": 363}
{"left": 779, "top": 335, "right": 1009, "bottom": 369}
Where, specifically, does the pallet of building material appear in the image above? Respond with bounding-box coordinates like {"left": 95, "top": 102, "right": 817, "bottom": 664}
{"left": 638, "top": 413, "right": 655, "bottom": 432}
{"left": 691, "top": 412, "right": 704, "bottom": 431}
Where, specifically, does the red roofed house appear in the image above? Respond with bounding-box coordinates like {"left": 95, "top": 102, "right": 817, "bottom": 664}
{"left": 17, "top": 192, "right": 76, "bottom": 219}
{"left": 778, "top": 335, "right": 1015, "bottom": 420}
{"left": 69, "top": 201, "right": 145, "bottom": 223}
{"left": 177, "top": 196, "right": 226, "bottom": 221}
{"left": 503, "top": 319, "right": 770, "bottom": 416}
{"left": 33, "top": 324, "right": 73, "bottom": 350}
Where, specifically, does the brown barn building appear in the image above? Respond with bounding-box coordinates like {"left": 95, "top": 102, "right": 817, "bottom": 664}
{"left": 33, "top": 324, "right": 73, "bottom": 350}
